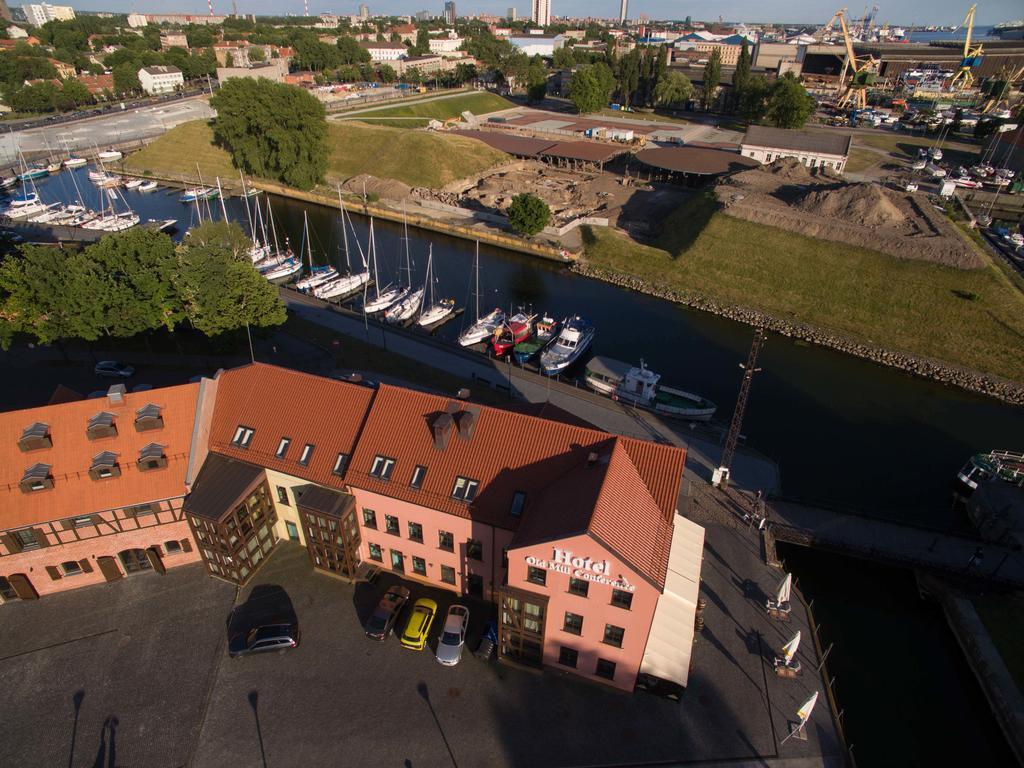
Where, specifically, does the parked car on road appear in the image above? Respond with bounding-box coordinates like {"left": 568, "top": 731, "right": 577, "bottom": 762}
{"left": 399, "top": 598, "right": 437, "bottom": 651}
{"left": 94, "top": 360, "right": 134, "bottom": 378}
{"left": 436, "top": 604, "right": 470, "bottom": 666}
{"left": 228, "top": 622, "right": 301, "bottom": 658}
{"left": 365, "top": 585, "right": 410, "bottom": 640}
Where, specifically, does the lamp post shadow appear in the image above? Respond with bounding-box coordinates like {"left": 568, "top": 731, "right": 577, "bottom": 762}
{"left": 249, "top": 690, "right": 268, "bottom": 768}
{"left": 417, "top": 681, "right": 458, "bottom": 768}
{"left": 67, "top": 689, "right": 85, "bottom": 768}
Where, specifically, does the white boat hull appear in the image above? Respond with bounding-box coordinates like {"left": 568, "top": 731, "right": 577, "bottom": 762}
{"left": 364, "top": 285, "right": 408, "bottom": 314}
{"left": 417, "top": 302, "right": 455, "bottom": 327}
{"left": 315, "top": 271, "right": 370, "bottom": 299}
{"left": 385, "top": 288, "right": 424, "bottom": 323}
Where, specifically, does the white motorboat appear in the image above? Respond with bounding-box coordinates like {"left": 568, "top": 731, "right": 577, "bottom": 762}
{"left": 97, "top": 150, "right": 122, "bottom": 162}
{"left": 539, "top": 316, "right": 595, "bottom": 376}
{"left": 124, "top": 178, "right": 144, "bottom": 189}
{"left": 584, "top": 357, "right": 717, "bottom": 421}
{"left": 64, "top": 157, "right": 88, "bottom": 169}
{"left": 138, "top": 181, "right": 158, "bottom": 192}
{"left": 45, "top": 162, "right": 62, "bottom": 174}
{"left": 457, "top": 242, "right": 504, "bottom": 346}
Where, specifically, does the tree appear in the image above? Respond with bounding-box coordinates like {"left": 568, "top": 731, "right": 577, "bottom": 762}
{"left": 739, "top": 74, "right": 770, "bottom": 123}
{"left": 653, "top": 71, "right": 693, "bottom": 106}
{"left": 249, "top": 46, "right": 266, "bottom": 63}
{"left": 112, "top": 61, "right": 140, "bottom": 94}
{"left": 378, "top": 63, "right": 397, "bottom": 83}
{"left": 336, "top": 35, "right": 371, "bottom": 65}
{"left": 507, "top": 193, "right": 551, "bottom": 237}
{"left": 210, "top": 78, "right": 328, "bottom": 190}
{"left": 413, "top": 28, "right": 430, "bottom": 56}
{"left": 224, "top": 51, "right": 234, "bottom": 68}
{"left": 552, "top": 45, "right": 575, "bottom": 70}
{"left": 404, "top": 67, "right": 422, "bottom": 85}
{"left": 732, "top": 39, "right": 751, "bottom": 110}
{"left": 568, "top": 66, "right": 602, "bottom": 114}
{"left": 526, "top": 57, "right": 547, "bottom": 103}
{"left": 10, "top": 82, "right": 58, "bottom": 113}
{"left": 701, "top": 48, "right": 721, "bottom": 111}
{"left": 764, "top": 72, "right": 815, "bottom": 128}
{"left": 55, "top": 78, "right": 92, "bottom": 110}
{"left": 186, "top": 26, "right": 215, "bottom": 49}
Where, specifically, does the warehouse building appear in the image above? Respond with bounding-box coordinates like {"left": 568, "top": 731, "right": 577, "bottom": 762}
{"left": 740, "top": 125, "right": 852, "bottom": 173}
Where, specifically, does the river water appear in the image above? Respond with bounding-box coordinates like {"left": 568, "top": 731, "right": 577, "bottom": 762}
{"left": 25, "top": 168, "right": 1023, "bottom": 763}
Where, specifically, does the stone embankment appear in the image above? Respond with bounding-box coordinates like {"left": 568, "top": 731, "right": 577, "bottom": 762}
{"left": 572, "top": 262, "right": 1024, "bottom": 405}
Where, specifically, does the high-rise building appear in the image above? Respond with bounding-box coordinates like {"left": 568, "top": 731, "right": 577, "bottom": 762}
{"left": 23, "top": 3, "right": 75, "bottom": 27}
{"left": 0, "top": 1, "right": 12, "bottom": 22}
{"left": 531, "top": 0, "right": 549, "bottom": 28}
{"left": 507, "top": 6, "right": 516, "bottom": 21}
{"left": 443, "top": 0, "right": 455, "bottom": 24}
{"left": 359, "top": 4, "right": 369, "bottom": 20}
{"left": 618, "top": 0, "right": 627, "bottom": 25}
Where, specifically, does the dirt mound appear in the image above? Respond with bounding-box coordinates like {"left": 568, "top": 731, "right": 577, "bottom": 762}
{"left": 340, "top": 174, "right": 411, "bottom": 201}
{"left": 764, "top": 157, "right": 813, "bottom": 180}
{"left": 797, "top": 183, "right": 907, "bottom": 228}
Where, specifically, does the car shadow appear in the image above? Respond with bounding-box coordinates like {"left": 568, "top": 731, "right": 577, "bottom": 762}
{"left": 227, "top": 584, "right": 298, "bottom": 639}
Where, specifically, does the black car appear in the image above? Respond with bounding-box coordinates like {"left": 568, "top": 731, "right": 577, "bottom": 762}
{"left": 364, "top": 585, "right": 411, "bottom": 640}
{"left": 228, "top": 622, "right": 301, "bottom": 657}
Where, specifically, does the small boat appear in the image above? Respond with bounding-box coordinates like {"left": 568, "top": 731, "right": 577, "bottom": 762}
{"left": 2, "top": 192, "right": 51, "bottom": 219}
{"left": 138, "top": 181, "right": 158, "bottom": 192}
{"left": 45, "top": 162, "right": 62, "bottom": 174}
{"left": 364, "top": 285, "right": 408, "bottom": 314}
{"left": 955, "top": 450, "right": 1024, "bottom": 499}
{"left": 926, "top": 163, "right": 946, "bottom": 178}
{"left": 180, "top": 187, "right": 219, "bottom": 203}
{"left": 64, "top": 157, "right": 88, "bottom": 169}
{"left": 17, "top": 166, "right": 49, "bottom": 181}
{"left": 584, "top": 357, "right": 717, "bottom": 421}
{"left": 88, "top": 170, "right": 107, "bottom": 182}
{"left": 952, "top": 177, "right": 982, "bottom": 188}
{"left": 26, "top": 203, "right": 67, "bottom": 223}
{"left": 415, "top": 247, "right": 456, "bottom": 327}
{"left": 242, "top": 186, "right": 260, "bottom": 197}
{"left": 928, "top": 147, "right": 943, "bottom": 160}
{"left": 261, "top": 256, "right": 303, "bottom": 282}
{"left": 96, "top": 175, "right": 122, "bottom": 188}
{"left": 124, "top": 179, "right": 144, "bottom": 190}
{"left": 384, "top": 286, "right": 423, "bottom": 323}
{"left": 459, "top": 308, "right": 504, "bottom": 347}
{"left": 0, "top": 176, "right": 17, "bottom": 188}
{"left": 295, "top": 265, "right": 339, "bottom": 292}
{"left": 315, "top": 270, "right": 371, "bottom": 299}
{"left": 513, "top": 314, "right": 559, "bottom": 364}
{"left": 97, "top": 150, "right": 122, "bottom": 162}
{"left": 539, "top": 315, "right": 595, "bottom": 376}
{"left": 910, "top": 159, "right": 927, "bottom": 171}
{"left": 81, "top": 211, "right": 140, "bottom": 231}
{"left": 491, "top": 310, "right": 538, "bottom": 357}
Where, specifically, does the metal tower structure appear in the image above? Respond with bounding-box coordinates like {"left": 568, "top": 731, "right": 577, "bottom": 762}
{"left": 950, "top": 4, "right": 984, "bottom": 92}
{"left": 713, "top": 328, "right": 766, "bottom": 488}
{"left": 208, "top": 0, "right": 215, "bottom": 16}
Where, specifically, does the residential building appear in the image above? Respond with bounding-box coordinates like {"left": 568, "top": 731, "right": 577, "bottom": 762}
{"left": 443, "top": 0, "right": 456, "bottom": 25}
{"left": 160, "top": 33, "right": 189, "bottom": 51}
{"left": 46, "top": 57, "right": 76, "bottom": 78}
{"left": 359, "top": 4, "right": 369, "bottom": 20}
{"left": 389, "top": 23, "right": 418, "bottom": 44}
{"left": 507, "top": 7, "right": 516, "bottom": 21}
{"left": 8, "top": 24, "right": 26, "bottom": 37}
{"left": 508, "top": 34, "right": 564, "bottom": 57}
{"left": 740, "top": 125, "right": 851, "bottom": 172}
{"left": 428, "top": 33, "right": 464, "bottom": 54}
{"left": 0, "top": 382, "right": 213, "bottom": 600}
{"left": 216, "top": 61, "right": 289, "bottom": 84}
{"left": 127, "top": 13, "right": 227, "bottom": 28}
{"left": 531, "top": 0, "right": 550, "bottom": 28}
{"left": 23, "top": 3, "right": 74, "bottom": 27}
{"left": 360, "top": 41, "right": 408, "bottom": 62}
{"left": 618, "top": 0, "right": 627, "bottom": 25}
{"left": 0, "top": 1, "right": 11, "bottom": 22}
{"left": 138, "top": 65, "right": 184, "bottom": 95}
{"left": 76, "top": 73, "right": 114, "bottom": 96}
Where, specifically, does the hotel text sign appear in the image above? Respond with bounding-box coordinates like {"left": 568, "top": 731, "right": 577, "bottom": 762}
{"left": 525, "top": 548, "right": 636, "bottom": 593}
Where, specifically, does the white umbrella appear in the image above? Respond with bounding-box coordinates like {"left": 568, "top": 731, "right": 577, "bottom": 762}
{"left": 777, "top": 573, "right": 793, "bottom": 605}
{"left": 797, "top": 691, "right": 818, "bottom": 723}
{"left": 781, "top": 631, "right": 802, "bottom": 665}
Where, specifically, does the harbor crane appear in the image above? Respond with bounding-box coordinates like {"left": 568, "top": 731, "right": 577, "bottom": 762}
{"left": 949, "top": 4, "right": 984, "bottom": 92}
{"left": 819, "top": 8, "right": 878, "bottom": 110}
{"left": 981, "top": 65, "right": 1024, "bottom": 113}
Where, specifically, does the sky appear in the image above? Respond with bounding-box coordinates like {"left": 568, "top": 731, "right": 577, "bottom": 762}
{"left": 65, "top": 1, "right": 1022, "bottom": 26}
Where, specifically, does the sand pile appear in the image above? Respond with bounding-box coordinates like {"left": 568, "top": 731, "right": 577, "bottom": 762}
{"left": 797, "top": 183, "right": 907, "bottom": 229}
{"left": 340, "top": 174, "right": 411, "bottom": 201}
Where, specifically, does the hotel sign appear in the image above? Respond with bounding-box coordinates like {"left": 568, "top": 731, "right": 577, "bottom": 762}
{"left": 525, "top": 548, "right": 636, "bottom": 593}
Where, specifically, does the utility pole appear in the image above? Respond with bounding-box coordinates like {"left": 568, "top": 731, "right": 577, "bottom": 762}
{"left": 714, "top": 328, "right": 766, "bottom": 488}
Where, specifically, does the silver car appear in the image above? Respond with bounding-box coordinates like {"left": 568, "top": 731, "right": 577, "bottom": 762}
{"left": 435, "top": 604, "right": 469, "bottom": 666}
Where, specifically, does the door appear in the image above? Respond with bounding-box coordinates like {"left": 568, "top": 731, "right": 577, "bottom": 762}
{"left": 467, "top": 573, "right": 484, "bottom": 598}
{"left": 97, "top": 556, "right": 123, "bottom": 582}
{"left": 7, "top": 573, "right": 38, "bottom": 600}
{"left": 0, "top": 576, "right": 18, "bottom": 601}
{"left": 118, "top": 549, "right": 152, "bottom": 574}
{"left": 145, "top": 546, "right": 166, "bottom": 574}
{"left": 286, "top": 521, "right": 299, "bottom": 541}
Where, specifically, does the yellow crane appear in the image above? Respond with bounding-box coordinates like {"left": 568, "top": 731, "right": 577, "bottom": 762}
{"left": 949, "top": 4, "right": 984, "bottom": 91}
{"left": 822, "top": 8, "right": 878, "bottom": 109}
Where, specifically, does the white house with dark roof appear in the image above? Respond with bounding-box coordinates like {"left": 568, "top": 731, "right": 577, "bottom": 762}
{"left": 740, "top": 125, "right": 852, "bottom": 173}
{"left": 138, "top": 65, "right": 184, "bottom": 95}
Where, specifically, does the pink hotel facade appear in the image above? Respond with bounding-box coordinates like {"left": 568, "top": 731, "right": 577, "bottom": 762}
{"left": 2, "top": 363, "right": 704, "bottom": 695}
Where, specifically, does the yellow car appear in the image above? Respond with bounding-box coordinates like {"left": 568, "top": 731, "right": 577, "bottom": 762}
{"left": 399, "top": 598, "right": 438, "bottom": 651}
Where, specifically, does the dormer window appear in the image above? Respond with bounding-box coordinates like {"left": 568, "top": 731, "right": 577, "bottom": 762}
{"left": 276, "top": 437, "right": 291, "bottom": 458}
{"left": 19, "top": 422, "right": 52, "bottom": 451}
{"left": 134, "top": 404, "right": 163, "bottom": 432}
{"left": 138, "top": 443, "right": 168, "bottom": 472}
{"left": 89, "top": 451, "right": 121, "bottom": 480}
{"left": 231, "top": 425, "right": 255, "bottom": 448}
{"left": 20, "top": 463, "right": 53, "bottom": 493}
{"left": 298, "top": 443, "right": 314, "bottom": 467}
{"left": 87, "top": 412, "right": 117, "bottom": 440}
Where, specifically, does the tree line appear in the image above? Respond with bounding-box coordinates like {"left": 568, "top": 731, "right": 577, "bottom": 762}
{"left": 0, "top": 223, "right": 285, "bottom": 349}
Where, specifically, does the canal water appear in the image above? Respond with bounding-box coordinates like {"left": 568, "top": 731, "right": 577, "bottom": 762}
{"left": 23, "top": 168, "right": 1023, "bottom": 762}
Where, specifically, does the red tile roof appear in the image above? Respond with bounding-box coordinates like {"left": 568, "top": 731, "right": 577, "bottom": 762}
{"left": 207, "top": 363, "right": 375, "bottom": 489}
{"left": 0, "top": 384, "right": 200, "bottom": 530}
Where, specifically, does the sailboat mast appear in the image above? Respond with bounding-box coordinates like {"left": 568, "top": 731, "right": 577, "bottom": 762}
{"left": 304, "top": 210, "right": 313, "bottom": 270}
{"left": 369, "top": 218, "right": 380, "bottom": 299}
{"left": 239, "top": 171, "right": 254, "bottom": 238}
{"left": 474, "top": 241, "right": 480, "bottom": 322}
{"left": 216, "top": 177, "right": 228, "bottom": 222}
{"left": 337, "top": 186, "right": 351, "bottom": 272}
{"left": 402, "top": 205, "right": 411, "bottom": 286}
{"left": 266, "top": 197, "right": 281, "bottom": 256}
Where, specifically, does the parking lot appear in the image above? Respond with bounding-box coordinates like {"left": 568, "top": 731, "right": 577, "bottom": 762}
{"left": 1, "top": 534, "right": 840, "bottom": 767}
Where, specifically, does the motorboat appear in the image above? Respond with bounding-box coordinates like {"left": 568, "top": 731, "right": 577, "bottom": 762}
{"left": 295, "top": 265, "right": 339, "bottom": 292}
{"left": 45, "top": 161, "right": 62, "bottom": 174}
{"left": 955, "top": 450, "right": 1024, "bottom": 500}
{"left": 364, "top": 285, "right": 409, "bottom": 314}
{"left": 513, "top": 315, "right": 559, "bottom": 364}
{"left": 926, "top": 163, "right": 946, "bottom": 178}
{"left": 2, "top": 192, "right": 51, "bottom": 219}
{"left": 539, "top": 316, "right": 595, "bottom": 376}
{"left": 952, "top": 177, "right": 982, "bottom": 188}
{"left": 64, "top": 157, "right": 88, "bottom": 169}
{"left": 17, "top": 166, "right": 49, "bottom": 181}
{"left": 97, "top": 150, "right": 122, "bottom": 162}
{"left": 180, "top": 187, "right": 219, "bottom": 203}
{"left": 124, "top": 179, "right": 144, "bottom": 190}
{"left": 458, "top": 307, "right": 504, "bottom": 347}
{"left": 0, "top": 176, "right": 17, "bottom": 188}
{"left": 491, "top": 310, "right": 537, "bottom": 357}
{"left": 584, "top": 357, "right": 717, "bottom": 421}
{"left": 138, "top": 181, "right": 158, "bottom": 192}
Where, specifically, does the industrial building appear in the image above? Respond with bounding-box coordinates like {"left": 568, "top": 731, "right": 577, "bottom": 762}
{"left": 740, "top": 126, "right": 852, "bottom": 173}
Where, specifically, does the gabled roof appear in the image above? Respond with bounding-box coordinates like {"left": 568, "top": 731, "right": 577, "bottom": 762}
{"left": 207, "top": 363, "right": 375, "bottom": 490}
{"left": 0, "top": 383, "right": 200, "bottom": 530}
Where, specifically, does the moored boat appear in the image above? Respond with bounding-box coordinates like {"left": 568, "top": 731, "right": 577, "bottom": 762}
{"left": 584, "top": 357, "right": 717, "bottom": 421}
{"left": 97, "top": 150, "right": 122, "bottom": 162}
{"left": 955, "top": 450, "right": 1024, "bottom": 502}
{"left": 180, "top": 187, "right": 219, "bottom": 203}
{"left": 491, "top": 310, "right": 537, "bottom": 357}
{"left": 17, "top": 166, "right": 49, "bottom": 181}
{"left": 138, "top": 181, "right": 158, "bottom": 192}
{"left": 539, "top": 315, "right": 595, "bottom": 376}
{"left": 261, "top": 256, "right": 303, "bottom": 282}
{"left": 384, "top": 286, "right": 424, "bottom": 323}
{"left": 124, "top": 178, "right": 144, "bottom": 190}
{"left": 315, "top": 270, "right": 371, "bottom": 299}
{"left": 459, "top": 308, "right": 504, "bottom": 346}
{"left": 64, "top": 157, "right": 88, "bottom": 169}
{"left": 295, "top": 265, "right": 339, "bottom": 292}
{"left": 364, "top": 285, "right": 408, "bottom": 314}
{"left": 2, "top": 192, "right": 51, "bottom": 219}
{"left": 513, "top": 314, "right": 559, "bottom": 364}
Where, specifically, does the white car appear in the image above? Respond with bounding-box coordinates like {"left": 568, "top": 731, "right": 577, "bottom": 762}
{"left": 435, "top": 605, "right": 469, "bottom": 666}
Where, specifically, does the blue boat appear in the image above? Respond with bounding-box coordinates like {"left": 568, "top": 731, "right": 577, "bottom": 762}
{"left": 512, "top": 315, "right": 559, "bottom": 365}
{"left": 17, "top": 167, "right": 49, "bottom": 181}
{"left": 539, "top": 315, "right": 595, "bottom": 376}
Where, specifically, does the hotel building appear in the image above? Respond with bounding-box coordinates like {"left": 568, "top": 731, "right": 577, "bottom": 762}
{"left": 1, "top": 364, "right": 704, "bottom": 695}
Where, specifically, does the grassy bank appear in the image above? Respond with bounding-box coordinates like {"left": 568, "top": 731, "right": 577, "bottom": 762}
{"left": 123, "top": 119, "right": 507, "bottom": 190}
{"left": 583, "top": 194, "right": 1024, "bottom": 383}
{"left": 337, "top": 92, "right": 515, "bottom": 128}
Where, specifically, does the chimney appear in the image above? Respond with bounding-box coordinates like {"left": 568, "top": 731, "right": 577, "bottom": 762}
{"left": 348, "top": 373, "right": 363, "bottom": 384}
{"left": 432, "top": 412, "right": 454, "bottom": 450}
{"left": 456, "top": 387, "right": 471, "bottom": 400}
{"left": 454, "top": 409, "right": 476, "bottom": 441}
{"left": 107, "top": 384, "right": 127, "bottom": 407}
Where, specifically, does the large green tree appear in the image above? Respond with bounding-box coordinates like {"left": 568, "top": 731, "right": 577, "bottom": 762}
{"left": 210, "top": 78, "right": 328, "bottom": 190}
{"left": 525, "top": 56, "right": 547, "bottom": 103}
{"left": 732, "top": 39, "right": 751, "bottom": 111}
{"left": 112, "top": 61, "right": 140, "bottom": 94}
{"left": 764, "top": 72, "right": 816, "bottom": 128}
{"left": 336, "top": 35, "right": 371, "bottom": 65}
{"left": 739, "top": 74, "right": 770, "bottom": 122}
{"left": 654, "top": 71, "right": 693, "bottom": 107}
{"left": 701, "top": 48, "right": 721, "bottom": 111}
{"left": 507, "top": 193, "right": 551, "bottom": 237}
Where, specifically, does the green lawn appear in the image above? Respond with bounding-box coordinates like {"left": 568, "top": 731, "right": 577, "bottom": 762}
{"left": 123, "top": 119, "right": 508, "bottom": 190}
{"left": 595, "top": 108, "right": 699, "bottom": 126}
{"left": 973, "top": 595, "right": 1024, "bottom": 692}
{"left": 583, "top": 194, "right": 1024, "bottom": 383}
{"left": 853, "top": 130, "right": 981, "bottom": 167}
{"left": 338, "top": 92, "right": 515, "bottom": 128}
{"left": 844, "top": 147, "right": 885, "bottom": 173}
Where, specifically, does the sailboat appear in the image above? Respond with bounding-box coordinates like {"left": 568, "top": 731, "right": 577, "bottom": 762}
{"left": 363, "top": 205, "right": 412, "bottom": 315}
{"left": 457, "top": 241, "right": 504, "bottom": 346}
{"left": 383, "top": 239, "right": 425, "bottom": 324}
{"left": 314, "top": 194, "right": 370, "bottom": 300}
{"left": 781, "top": 691, "right": 819, "bottom": 744}
{"left": 294, "top": 210, "right": 338, "bottom": 291}
{"left": 61, "top": 137, "right": 87, "bottom": 169}
{"left": 261, "top": 210, "right": 304, "bottom": 282}
{"left": 416, "top": 246, "right": 456, "bottom": 327}
{"left": 766, "top": 572, "right": 792, "bottom": 614}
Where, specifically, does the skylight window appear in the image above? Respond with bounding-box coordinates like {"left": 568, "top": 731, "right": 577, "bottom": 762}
{"left": 276, "top": 437, "right": 291, "bottom": 459}
{"left": 410, "top": 465, "right": 427, "bottom": 490}
{"left": 232, "top": 426, "right": 255, "bottom": 448}
{"left": 298, "top": 444, "right": 315, "bottom": 467}
{"left": 452, "top": 476, "right": 479, "bottom": 502}
{"left": 510, "top": 491, "right": 526, "bottom": 517}
{"left": 332, "top": 453, "right": 349, "bottom": 476}
{"left": 369, "top": 455, "right": 395, "bottom": 480}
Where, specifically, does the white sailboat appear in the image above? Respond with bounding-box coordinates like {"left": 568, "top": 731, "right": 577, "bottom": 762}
{"left": 294, "top": 209, "right": 338, "bottom": 291}
{"left": 766, "top": 572, "right": 793, "bottom": 614}
{"left": 314, "top": 194, "right": 370, "bottom": 300}
{"left": 416, "top": 246, "right": 456, "bottom": 327}
{"left": 363, "top": 205, "right": 413, "bottom": 315}
{"left": 384, "top": 238, "right": 424, "bottom": 323}
{"left": 457, "top": 241, "right": 504, "bottom": 346}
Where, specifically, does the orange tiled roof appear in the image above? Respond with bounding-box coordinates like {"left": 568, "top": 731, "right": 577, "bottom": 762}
{"left": 0, "top": 383, "right": 200, "bottom": 530}
{"left": 207, "top": 363, "right": 375, "bottom": 489}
